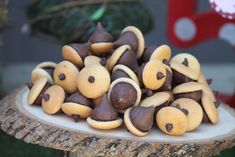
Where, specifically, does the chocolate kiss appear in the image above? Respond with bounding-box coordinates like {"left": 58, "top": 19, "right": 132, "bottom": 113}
{"left": 206, "top": 78, "right": 213, "bottom": 85}
{"left": 114, "top": 31, "right": 138, "bottom": 52}
{"left": 69, "top": 43, "right": 91, "bottom": 59}
{"left": 26, "top": 82, "right": 34, "bottom": 89}
{"left": 66, "top": 91, "right": 93, "bottom": 108}
{"left": 159, "top": 69, "right": 172, "bottom": 91}
{"left": 111, "top": 69, "right": 130, "bottom": 82}
{"left": 89, "top": 22, "right": 113, "bottom": 43}
{"left": 142, "top": 46, "right": 157, "bottom": 62}
{"left": 182, "top": 58, "right": 189, "bottom": 67}
{"left": 117, "top": 49, "right": 138, "bottom": 72}
{"left": 165, "top": 123, "right": 173, "bottom": 132}
{"left": 34, "top": 83, "right": 51, "bottom": 105}
{"left": 156, "top": 72, "right": 165, "bottom": 80}
{"left": 129, "top": 106, "right": 155, "bottom": 132}
{"left": 91, "top": 94, "right": 118, "bottom": 121}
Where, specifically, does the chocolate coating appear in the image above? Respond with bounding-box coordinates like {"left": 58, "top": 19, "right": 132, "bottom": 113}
{"left": 43, "top": 93, "right": 50, "bottom": 102}
{"left": 26, "top": 82, "right": 34, "bottom": 89}
{"left": 159, "top": 69, "right": 172, "bottom": 91}
{"left": 91, "top": 94, "right": 118, "bottom": 121}
{"left": 111, "top": 69, "right": 130, "bottom": 82}
{"left": 114, "top": 31, "right": 138, "bottom": 52}
{"left": 117, "top": 49, "right": 138, "bottom": 72}
{"left": 174, "top": 90, "right": 202, "bottom": 102}
{"left": 137, "top": 63, "right": 145, "bottom": 87}
{"left": 43, "top": 67, "right": 55, "bottom": 78}
{"left": 110, "top": 82, "right": 137, "bottom": 110}
{"left": 165, "top": 123, "right": 173, "bottom": 132}
{"left": 69, "top": 43, "right": 91, "bottom": 59}
{"left": 66, "top": 91, "right": 93, "bottom": 107}
{"left": 155, "top": 101, "right": 170, "bottom": 116}
{"left": 130, "top": 106, "right": 155, "bottom": 132}
{"left": 142, "top": 46, "right": 157, "bottom": 62}
{"left": 89, "top": 23, "right": 113, "bottom": 43}
{"left": 34, "top": 83, "right": 51, "bottom": 105}
{"left": 172, "top": 69, "right": 194, "bottom": 86}
{"left": 199, "top": 101, "right": 211, "bottom": 123}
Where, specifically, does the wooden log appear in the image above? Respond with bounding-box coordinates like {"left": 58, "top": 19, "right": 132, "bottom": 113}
{"left": 0, "top": 86, "right": 235, "bottom": 157}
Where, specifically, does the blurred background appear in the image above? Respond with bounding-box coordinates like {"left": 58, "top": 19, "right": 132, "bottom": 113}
{"left": 0, "top": 0, "right": 235, "bottom": 156}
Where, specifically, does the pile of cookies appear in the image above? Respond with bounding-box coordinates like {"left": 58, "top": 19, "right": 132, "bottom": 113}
{"left": 27, "top": 23, "right": 219, "bottom": 137}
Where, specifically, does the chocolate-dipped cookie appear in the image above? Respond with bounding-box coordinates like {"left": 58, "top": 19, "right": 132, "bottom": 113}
{"left": 42, "top": 85, "right": 65, "bottom": 115}
{"left": 31, "top": 61, "right": 56, "bottom": 84}
{"left": 171, "top": 53, "right": 200, "bottom": 76}
{"left": 27, "top": 77, "right": 51, "bottom": 105}
{"left": 87, "top": 94, "right": 122, "bottom": 130}
{"left": 61, "top": 91, "right": 93, "bottom": 122}
{"left": 173, "top": 82, "right": 203, "bottom": 102}
{"left": 157, "top": 106, "right": 188, "bottom": 136}
{"left": 62, "top": 42, "right": 91, "bottom": 67}
{"left": 140, "top": 92, "right": 171, "bottom": 116}
{"left": 201, "top": 84, "right": 216, "bottom": 102}
{"left": 201, "top": 93, "right": 219, "bottom": 124}
{"left": 114, "top": 26, "right": 145, "bottom": 58}
{"left": 124, "top": 106, "right": 155, "bottom": 136}
{"left": 170, "top": 61, "right": 199, "bottom": 86}
{"left": 89, "top": 23, "right": 113, "bottom": 56}
{"left": 54, "top": 61, "right": 79, "bottom": 93}
{"left": 107, "top": 45, "right": 138, "bottom": 72}
{"left": 111, "top": 64, "right": 140, "bottom": 86}
{"left": 158, "top": 64, "right": 172, "bottom": 91}
{"left": 84, "top": 55, "right": 107, "bottom": 67}
{"left": 108, "top": 78, "right": 141, "bottom": 113}
{"left": 142, "top": 44, "right": 171, "bottom": 62}
{"left": 171, "top": 98, "right": 203, "bottom": 131}
{"left": 77, "top": 64, "right": 110, "bottom": 99}
{"left": 141, "top": 60, "right": 167, "bottom": 90}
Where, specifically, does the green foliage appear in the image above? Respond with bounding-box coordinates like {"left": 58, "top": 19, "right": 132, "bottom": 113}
{"left": 26, "top": 0, "right": 153, "bottom": 44}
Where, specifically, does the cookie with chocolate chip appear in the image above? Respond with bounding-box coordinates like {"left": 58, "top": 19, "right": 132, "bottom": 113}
{"left": 157, "top": 106, "right": 188, "bottom": 136}
{"left": 114, "top": 26, "right": 145, "bottom": 58}
{"left": 87, "top": 94, "right": 122, "bottom": 130}
{"left": 124, "top": 106, "right": 155, "bottom": 136}
{"left": 84, "top": 55, "right": 107, "bottom": 67}
{"left": 108, "top": 78, "right": 141, "bottom": 113}
{"left": 89, "top": 23, "right": 113, "bottom": 56}
{"left": 42, "top": 85, "right": 65, "bottom": 114}
{"left": 27, "top": 77, "right": 51, "bottom": 105}
{"left": 62, "top": 91, "right": 93, "bottom": 122}
{"left": 31, "top": 61, "right": 56, "bottom": 84}
{"left": 77, "top": 64, "right": 110, "bottom": 99}
{"left": 171, "top": 98, "right": 203, "bottom": 131}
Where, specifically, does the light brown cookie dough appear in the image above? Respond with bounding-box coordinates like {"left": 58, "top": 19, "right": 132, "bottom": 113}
{"left": 54, "top": 61, "right": 79, "bottom": 93}
{"left": 77, "top": 64, "right": 110, "bottom": 99}
{"left": 148, "top": 44, "right": 171, "bottom": 62}
{"left": 42, "top": 85, "right": 65, "bottom": 115}
{"left": 156, "top": 106, "right": 188, "bottom": 136}
{"left": 84, "top": 55, "right": 107, "bottom": 67}
{"left": 171, "top": 98, "right": 203, "bottom": 132}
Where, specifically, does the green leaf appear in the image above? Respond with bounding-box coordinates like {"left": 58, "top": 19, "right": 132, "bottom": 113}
{"left": 90, "top": 5, "right": 106, "bottom": 21}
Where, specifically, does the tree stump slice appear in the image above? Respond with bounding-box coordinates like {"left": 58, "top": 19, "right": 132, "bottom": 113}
{"left": 1, "top": 86, "right": 235, "bottom": 157}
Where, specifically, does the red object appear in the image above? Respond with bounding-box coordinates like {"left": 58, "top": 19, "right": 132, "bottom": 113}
{"left": 167, "top": 0, "right": 235, "bottom": 48}
{"left": 217, "top": 93, "right": 235, "bottom": 108}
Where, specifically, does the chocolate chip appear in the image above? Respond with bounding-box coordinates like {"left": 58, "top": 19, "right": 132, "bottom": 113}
{"left": 26, "top": 82, "right": 33, "bottom": 89}
{"left": 206, "top": 78, "right": 213, "bottom": 85}
{"left": 72, "top": 114, "right": 80, "bottom": 122}
{"left": 156, "top": 72, "right": 165, "bottom": 80}
{"left": 166, "top": 123, "right": 173, "bottom": 132}
{"left": 214, "top": 101, "right": 220, "bottom": 108}
{"left": 174, "top": 104, "right": 189, "bottom": 115}
{"left": 58, "top": 73, "right": 66, "bottom": 80}
{"left": 43, "top": 93, "right": 50, "bottom": 102}
{"left": 162, "top": 59, "right": 170, "bottom": 66}
{"left": 88, "top": 76, "right": 95, "bottom": 83}
{"left": 100, "top": 57, "right": 107, "bottom": 66}
{"left": 182, "top": 58, "right": 189, "bottom": 67}
{"left": 146, "top": 90, "right": 154, "bottom": 97}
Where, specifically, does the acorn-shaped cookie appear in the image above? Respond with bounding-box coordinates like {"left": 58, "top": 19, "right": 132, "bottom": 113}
{"left": 171, "top": 53, "right": 200, "bottom": 76}
{"left": 200, "top": 93, "right": 219, "bottom": 124}
{"left": 111, "top": 64, "right": 140, "bottom": 86}
{"left": 84, "top": 55, "right": 107, "bottom": 67}
{"left": 158, "top": 64, "right": 172, "bottom": 91}
{"left": 108, "top": 78, "right": 141, "bottom": 113}
{"left": 140, "top": 92, "right": 171, "bottom": 116}
{"left": 77, "top": 64, "right": 110, "bottom": 99}
{"left": 170, "top": 61, "right": 199, "bottom": 86}
{"left": 107, "top": 45, "right": 138, "bottom": 72}
{"left": 140, "top": 60, "right": 169, "bottom": 90}
{"left": 89, "top": 23, "right": 113, "bottom": 56}
{"left": 62, "top": 91, "right": 93, "bottom": 122}
{"left": 54, "top": 61, "right": 79, "bottom": 93}
{"left": 173, "top": 82, "right": 203, "bottom": 102}
{"left": 157, "top": 106, "right": 188, "bottom": 136}
{"left": 31, "top": 61, "right": 56, "bottom": 84}
{"left": 171, "top": 98, "right": 203, "bottom": 132}
{"left": 62, "top": 42, "right": 91, "bottom": 67}
{"left": 124, "top": 106, "right": 155, "bottom": 136}
{"left": 27, "top": 77, "right": 51, "bottom": 105}
{"left": 142, "top": 44, "right": 171, "bottom": 62}
{"left": 42, "top": 85, "right": 65, "bottom": 115}
{"left": 114, "top": 26, "right": 145, "bottom": 58}
{"left": 87, "top": 94, "right": 122, "bottom": 130}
